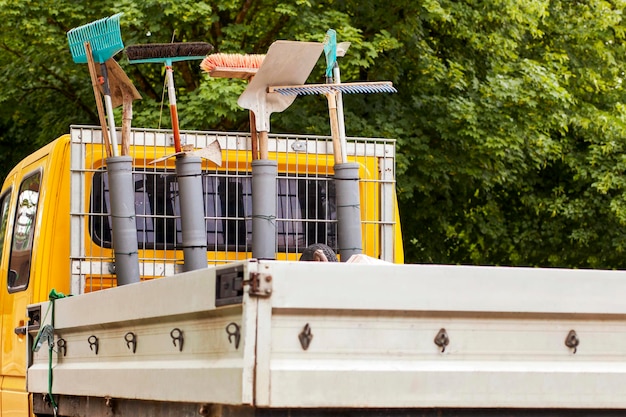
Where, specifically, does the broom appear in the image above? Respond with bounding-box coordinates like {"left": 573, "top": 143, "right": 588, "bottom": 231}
{"left": 200, "top": 53, "right": 265, "bottom": 79}
{"left": 126, "top": 42, "right": 217, "bottom": 273}
{"left": 126, "top": 42, "right": 214, "bottom": 153}
{"left": 67, "top": 13, "right": 124, "bottom": 157}
{"left": 201, "top": 53, "right": 265, "bottom": 159}
{"left": 84, "top": 42, "right": 112, "bottom": 157}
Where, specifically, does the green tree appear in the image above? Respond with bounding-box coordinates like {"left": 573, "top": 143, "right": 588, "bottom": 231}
{"left": 0, "top": 0, "right": 396, "bottom": 160}
{"left": 391, "top": 0, "right": 626, "bottom": 268}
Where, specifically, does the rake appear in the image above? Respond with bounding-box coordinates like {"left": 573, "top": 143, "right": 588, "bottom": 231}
{"left": 68, "top": 13, "right": 124, "bottom": 157}
{"left": 268, "top": 30, "right": 396, "bottom": 263}
{"left": 268, "top": 30, "right": 396, "bottom": 164}
{"left": 267, "top": 80, "right": 396, "bottom": 164}
{"left": 268, "top": 81, "right": 397, "bottom": 96}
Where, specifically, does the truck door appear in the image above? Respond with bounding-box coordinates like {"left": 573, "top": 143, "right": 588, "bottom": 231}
{"left": 0, "top": 181, "right": 15, "bottom": 414}
{"left": 1, "top": 167, "right": 43, "bottom": 417}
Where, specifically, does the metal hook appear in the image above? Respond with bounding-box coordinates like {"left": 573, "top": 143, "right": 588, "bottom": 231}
{"left": 565, "top": 329, "right": 579, "bottom": 354}
{"left": 125, "top": 332, "right": 137, "bottom": 354}
{"left": 226, "top": 322, "right": 241, "bottom": 349}
{"left": 298, "top": 323, "right": 313, "bottom": 351}
{"left": 170, "top": 328, "right": 184, "bottom": 352}
{"left": 88, "top": 335, "right": 99, "bottom": 355}
{"left": 57, "top": 338, "right": 67, "bottom": 357}
{"left": 434, "top": 328, "right": 449, "bottom": 353}
{"left": 44, "top": 393, "right": 58, "bottom": 417}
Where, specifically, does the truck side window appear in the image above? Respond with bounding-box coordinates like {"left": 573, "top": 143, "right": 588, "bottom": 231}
{"left": 90, "top": 170, "right": 337, "bottom": 252}
{"left": 0, "top": 190, "right": 12, "bottom": 258}
{"left": 8, "top": 172, "right": 41, "bottom": 292}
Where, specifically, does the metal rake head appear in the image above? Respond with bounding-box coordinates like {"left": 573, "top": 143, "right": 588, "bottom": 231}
{"left": 268, "top": 81, "right": 397, "bottom": 96}
{"left": 67, "top": 13, "right": 124, "bottom": 64}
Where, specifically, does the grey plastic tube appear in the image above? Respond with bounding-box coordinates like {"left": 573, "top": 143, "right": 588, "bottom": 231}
{"left": 252, "top": 160, "right": 278, "bottom": 260}
{"left": 176, "top": 155, "right": 208, "bottom": 272}
{"left": 334, "top": 162, "right": 363, "bottom": 261}
{"left": 106, "top": 156, "right": 140, "bottom": 285}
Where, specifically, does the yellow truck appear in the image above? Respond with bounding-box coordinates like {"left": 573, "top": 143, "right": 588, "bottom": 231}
{"left": 4, "top": 124, "right": 626, "bottom": 417}
{"left": 0, "top": 124, "right": 403, "bottom": 416}
{"left": 2, "top": 33, "right": 625, "bottom": 417}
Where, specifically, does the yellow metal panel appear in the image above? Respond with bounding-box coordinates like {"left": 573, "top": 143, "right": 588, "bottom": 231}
{"left": 1, "top": 375, "right": 28, "bottom": 417}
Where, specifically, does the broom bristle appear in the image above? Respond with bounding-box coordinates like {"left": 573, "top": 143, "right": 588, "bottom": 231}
{"left": 126, "top": 42, "right": 214, "bottom": 61}
{"left": 200, "top": 53, "right": 265, "bottom": 73}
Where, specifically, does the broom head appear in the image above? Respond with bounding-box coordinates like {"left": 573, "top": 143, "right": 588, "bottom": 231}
{"left": 200, "top": 53, "right": 265, "bottom": 79}
{"left": 126, "top": 42, "right": 214, "bottom": 64}
{"left": 68, "top": 13, "right": 124, "bottom": 64}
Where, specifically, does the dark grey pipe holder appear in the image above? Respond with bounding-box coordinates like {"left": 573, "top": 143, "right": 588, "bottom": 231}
{"left": 334, "top": 162, "right": 363, "bottom": 261}
{"left": 176, "top": 155, "right": 208, "bottom": 272}
{"left": 252, "top": 160, "right": 278, "bottom": 260}
{"left": 106, "top": 156, "right": 140, "bottom": 285}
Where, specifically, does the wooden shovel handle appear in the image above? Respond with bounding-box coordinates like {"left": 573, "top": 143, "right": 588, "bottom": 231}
{"left": 258, "top": 130, "right": 269, "bottom": 160}
{"left": 247, "top": 74, "right": 259, "bottom": 161}
{"left": 250, "top": 111, "right": 259, "bottom": 160}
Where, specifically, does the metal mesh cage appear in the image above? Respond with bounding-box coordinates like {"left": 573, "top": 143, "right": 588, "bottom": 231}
{"left": 69, "top": 126, "right": 398, "bottom": 293}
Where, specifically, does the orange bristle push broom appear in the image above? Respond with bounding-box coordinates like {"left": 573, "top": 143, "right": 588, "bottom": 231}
{"left": 201, "top": 53, "right": 265, "bottom": 159}
{"left": 200, "top": 53, "right": 265, "bottom": 80}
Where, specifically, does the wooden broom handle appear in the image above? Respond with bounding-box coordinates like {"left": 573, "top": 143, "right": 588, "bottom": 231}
{"left": 84, "top": 42, "right": 112, "bottom": 158}
{"left": 121, "top": 88, "right": 133, "bottom": 157}
{"left": 326, "top": 92, "right": 343, "bottom": 164}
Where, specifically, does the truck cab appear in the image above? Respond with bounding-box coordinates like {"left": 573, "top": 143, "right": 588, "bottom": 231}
{"left": 0, "top": 137, "right": 71, "bottom": 416}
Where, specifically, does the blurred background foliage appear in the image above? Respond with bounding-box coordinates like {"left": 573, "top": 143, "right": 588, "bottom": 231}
{"left": 2, "top": 0, "right": 626, "bottom": 267}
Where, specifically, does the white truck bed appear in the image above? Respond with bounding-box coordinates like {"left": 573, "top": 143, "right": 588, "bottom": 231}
{"left": 28, "top": 260, "right": 626, "bottom": 414}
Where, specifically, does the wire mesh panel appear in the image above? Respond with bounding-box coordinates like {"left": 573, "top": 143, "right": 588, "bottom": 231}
{"left": 69, "top": 126, "right": 397, "bottom": 294}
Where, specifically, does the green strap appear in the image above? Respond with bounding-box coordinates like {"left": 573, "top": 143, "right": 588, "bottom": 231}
{"left": 31, "top": 289, "right": 66, "bottom": 414}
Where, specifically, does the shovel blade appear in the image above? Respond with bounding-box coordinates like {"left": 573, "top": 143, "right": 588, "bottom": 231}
{"left": 96, "top": 58, "right": 142, "bottom": 108}
{"left": 147, "top": 140, "right": 222, "bottom": 167}
{"left": 190, "top": 140, "right": 222, "bottom": 167}
{"left": 237, "top": 40, "right": 324, "bottom": 132}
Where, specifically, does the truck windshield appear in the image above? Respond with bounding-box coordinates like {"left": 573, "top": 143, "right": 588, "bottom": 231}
{"left": 8, "top": 172, "right": 41, "bottom": 292}
{"left": 89, "top": 169, "right": 337, "bottom": 253}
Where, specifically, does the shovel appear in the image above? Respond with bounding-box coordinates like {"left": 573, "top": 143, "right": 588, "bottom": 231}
{"left": 237, "top": 40, "right": 324, "bottom": 260}
{"left": 238, "top": 40, "right": 324, "bottom": 160}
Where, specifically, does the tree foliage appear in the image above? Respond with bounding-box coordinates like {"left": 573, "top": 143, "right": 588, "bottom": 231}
{"left": 390, "top": 0, "right": 626, "bottom": 268}
{"left": 2, "top": 0, "right": 626, "bottom": 268}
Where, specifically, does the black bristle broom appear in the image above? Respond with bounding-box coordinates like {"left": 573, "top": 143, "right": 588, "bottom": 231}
{"left": 126, "top": 42, "right": 213, "bottom": 153}
{"left": 126, "top": 42, "right": 215, "bottom": 273}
